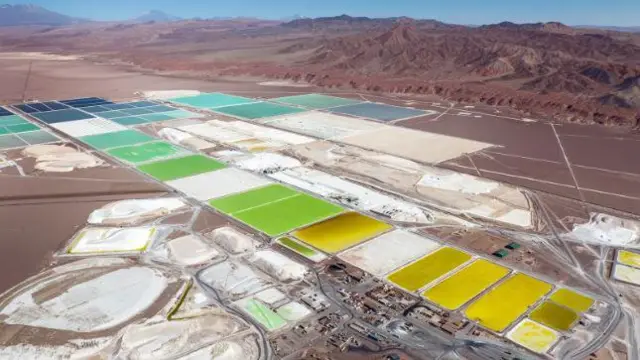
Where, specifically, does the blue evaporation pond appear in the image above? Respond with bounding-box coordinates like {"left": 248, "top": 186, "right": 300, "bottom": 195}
{"left": 330, "top": 102, "right": 426, "bottom": 122}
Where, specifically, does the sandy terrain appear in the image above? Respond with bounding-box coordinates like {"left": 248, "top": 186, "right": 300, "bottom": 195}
{"left": 0, "top": 55, "right": 314, "bottom": 104}
{"left": 399, "top": 112, "right": 640, "bottom": 215}
{"left": 0, "top": 190, "right": 167, "bottom": 293}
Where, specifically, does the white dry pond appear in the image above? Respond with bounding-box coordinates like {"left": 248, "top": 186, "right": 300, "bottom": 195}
{"left": 67, "top": 226, "right": 158, "bottom": 254}
{"left": 0, "top": 264, "right": 171, "bottom": 333}
{"left": 339, "top": 126, "right": 495, "bottom": 165}
{"left": 180, "top": 120, "right": 313, "bottom": 152}
{"left": 168, "top": 168, "right": 272, "bottom": 201}
{"left": 225, "top": 121, "right": 314, "bottom": 146}
{"left": 180, "top": 122, "right": 251, "bottom": 144}
{"left": 338, "top": 230, "right": 442, "bottom": 276}
{"left": 49, "top": 118, "right": 127, "bottom": 138}
{"left": 142, "top": 90, "right": 201, "bottom": 100}
{"left": 260, "top": 111, "right": 385, "bottom": 139}
{"left": 613, "top": 264, "right": 640, "bottom": 286}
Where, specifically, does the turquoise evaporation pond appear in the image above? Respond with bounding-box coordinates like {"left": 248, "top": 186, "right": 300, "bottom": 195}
{"left": 212, "top": 102, "right": 307, "bottom": 120}
{"left": 111, "top": 110, "right": 204, "bottom": 125}
{"left": 0, "top": 130, "right": 59, "bottom": 149}
{"left": 272, "top": 94, "right": 363, "bottom": 109}
{"left": 169, "top": 93, "right": 257, "bottom": 109}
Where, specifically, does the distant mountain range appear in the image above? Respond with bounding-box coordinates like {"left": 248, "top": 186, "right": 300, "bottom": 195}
{"left": 0, "top": 4, "right": 638, "bottom": 32}
{"left": 0, "top": 4, "right": 86, "bottom": 26}
{"left": 282, "top": 14, "right": 454, "bottom": 30}
{"left": 0, "top": 4, "right": 183, "bottom": 26}
{"left": 575, "top": 25, "right": 640, "bottom": 33}
{"left": 132, "top": 10, "right": 181, "bottom": 23}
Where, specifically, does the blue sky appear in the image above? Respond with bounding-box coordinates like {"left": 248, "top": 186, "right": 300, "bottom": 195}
{"left": 7, "top": 0, "right": 640, "bottom": 26}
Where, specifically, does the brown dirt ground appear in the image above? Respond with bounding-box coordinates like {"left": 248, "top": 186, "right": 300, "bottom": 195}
{"left": 0, "top": 191, "right": 167, "bottom": 293}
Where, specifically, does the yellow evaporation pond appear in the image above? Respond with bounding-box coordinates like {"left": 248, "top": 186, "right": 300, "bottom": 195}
{"left": 529, "top": 300, "right": 579, "bottom": 331}
{"left": 464, "top": 273, "right": 552, "bottom": 332}
{"left": 422, "top": 259, "right": 510, "bottom": 310}
{"left": 549, "top": 288, "right": 594, "bottom": 313}
{"left": 618, "top": 250, "right": 640, "bottom": 268}
{"left": 293, "top": 212, "right": 392, "bottom": 253}
{"left": 507, "top": 319, "right": 559, "bottom": 354}
{"left": 387, "top": 247, "right": 471, "bottom": 292}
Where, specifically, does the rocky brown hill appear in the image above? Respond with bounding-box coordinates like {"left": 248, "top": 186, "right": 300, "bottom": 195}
{"left": 272, "top": 18, "right": 640, "bottom": 126}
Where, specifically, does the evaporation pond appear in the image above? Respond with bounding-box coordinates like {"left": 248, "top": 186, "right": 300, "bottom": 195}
{"left": 80, "top": 130, "right": 155, "bottom": 150}
{"left": 386, "top": 247, "right": 471, "bottom": 292}
{"left": 272, "top": 94, "right": 363, "bottom": 110}
{"left": 137, "top": 155, "right": 226, "bottom": 181}
{"left": 464, "top": 273, "right": 552, "bottom": 332}
{"left": 214, "top": 102, "right": 307, "bottom": 120}
{"left": 422, "top": 259, "right": 510, "bottom": 310}
{"left": 293, "top": 212, "right": 392, "bottom": 253}
{"left": 107, "top": 141, "right": 188, "bottom": 164}
{"left": 208, "top": 184, "right": 344, "bottom": 237}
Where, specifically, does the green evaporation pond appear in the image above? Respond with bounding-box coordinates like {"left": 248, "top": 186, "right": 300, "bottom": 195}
{"left": 137, "top": 154, "right": 226, "bottom": 181}
{"left": 107, "top": 141, "right": 188, "bottom": 164}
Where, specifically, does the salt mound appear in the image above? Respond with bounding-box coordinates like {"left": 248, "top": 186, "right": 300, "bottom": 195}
{"left": 168, "top": 235, "right": 220, "bottom": 266}
{"left": 117, "top": 315, "right": 243, "bottom": 359}
{"left": 234, "top": 153, "right": 301, "bottom": 174}
{"left": 209, "top": 227, "right": 258, "bottom": 254}
{"left": 142, "top": 90, "right": 201, "bottom": 100}
{"left": 418, "top": 170, "right": 499, "bottom": 194}
{"left": 159, "top": 128, "right": 215, "bottom": 150}
{"left": 571, "top": 213, "right": 640, "bottom": 246}
{"left": 181, "top": 341, "right": 246, "bottom": 360}
{"left": 88, "top": 198, "right": 186, "bottom": 225}
{"left": 0, "top": 339, "right": 110, "bottom": 360}
{"left": 213, "top": 150, "right": 246, "bottom": 161}
{"left": 23, "top": 144, "right": 103, "bottom": 172}
{"left": 250, "top": 250, "right": 308, "bottom": 281}
{"left": 370, "top": 202, "right": 433, "bottom": 223}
